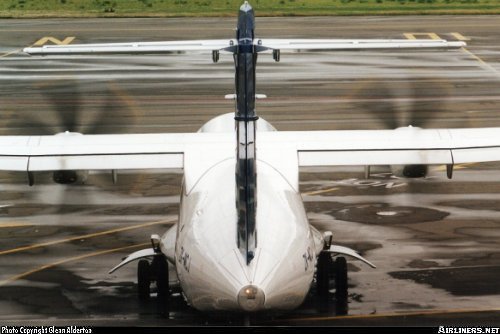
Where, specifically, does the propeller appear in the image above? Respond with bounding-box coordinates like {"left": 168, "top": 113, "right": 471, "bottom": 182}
{"left": 352, "top": 77, "right": 450, "bottom": 130}
{"left": 43, "top": 79, "right": 122, "bottom": 135}
{"left": 349, "top": 77, "right": 457, "bottom": 179}
{"left": 14, "top": 78, "right": 134, "bottom": 185}
{"left": 44, "top": 80, "right": 83, "bottom": 133}
{"left": 15, "top": 78, "right": 133, "bottom": 136}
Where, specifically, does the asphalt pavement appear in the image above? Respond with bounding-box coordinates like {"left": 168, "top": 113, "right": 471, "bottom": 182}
{"left": 0, "top": 15, "right": 499, "bottom": 327}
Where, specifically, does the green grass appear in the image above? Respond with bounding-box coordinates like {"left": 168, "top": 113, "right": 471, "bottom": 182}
{"left": 0, "top": 0, "right": 499, "bottom": 17}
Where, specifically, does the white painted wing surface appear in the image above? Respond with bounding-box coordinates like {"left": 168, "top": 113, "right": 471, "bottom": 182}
{"left": 256, "top": 38, "right": 466, "bottom": 50}
{"left": 23, "top": 39, "right": 236, "bottom": 55}
{"left": 0, "top": 132, "right": 233, "bottom": 172}
{"left": 259, "top": 127, "right": 500, "bottom": 167}
{"left": 1, "top": 127, "right": 499, "bottom": 173}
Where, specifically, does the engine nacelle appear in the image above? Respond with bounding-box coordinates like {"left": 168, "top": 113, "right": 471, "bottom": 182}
{"left": 49, "top": 132, "right": 89, "bottom": 184}
{"left": 390, "top": 164, "right": 428, "bottom": 178}
{"left": 389, "top": 126, "right": 428, "bottom": 178}
{"left": 52, "top": 170, "right": 89, "bottom": 184}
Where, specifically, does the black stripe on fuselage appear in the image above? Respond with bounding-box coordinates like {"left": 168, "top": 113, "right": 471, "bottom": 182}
{"left": 235, "top": 1, "right": 258, "bottom": 265}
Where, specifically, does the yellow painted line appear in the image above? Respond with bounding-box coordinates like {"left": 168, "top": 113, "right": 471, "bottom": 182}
{"left": 285, "top": 307, "right": 500, "bottom": 322}
{"left": 0, "top": 48, "right": 22, "bottom": 58}
{"left": 404, "top": 32, "right": 441, "bottom": 40}
{"left": 461, "top": 47, "right": 500, "bottom": 75}
{"left": 0, "top": 219, "right": 173, "bottom": 256}
{"left": 302, "top": 187, "right": 339, "bottom": 196}
{"left": 1, "top": 42, "right": 37, "bottom": 58}
{"left": 2, "top": 37, "right": 75, "bottom": 58}
{"left": 33, "top": 36, "right": 75, "bottom": 46}
{"left": 0, "top": 222, "right": 32, "bottom": 228}
{"left": 0, "top": 242, "right": 149, "bottom": 287}
{"left": 434, "top": 163, "right": 477, "bottom": 172}
{"left": 450, "top": 32, "right": 470, "bottom": 41}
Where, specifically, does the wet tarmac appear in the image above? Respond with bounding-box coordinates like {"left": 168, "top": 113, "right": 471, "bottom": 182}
{"left": 0, "top": 15, "right": 499, "bottom": 327}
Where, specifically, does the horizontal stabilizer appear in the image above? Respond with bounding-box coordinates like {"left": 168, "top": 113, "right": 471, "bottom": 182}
{"left": 255, "top": 38, "right": 465, "bottom": 51}
{"left": 24, "top": 39, "right": 237, "bottom": 55}
{"left": 23, "top": 38, "right": 465, "bottom": 56}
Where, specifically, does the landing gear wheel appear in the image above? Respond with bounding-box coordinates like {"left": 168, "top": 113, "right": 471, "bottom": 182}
{"left": 316, "top": 252, "right": 334, "bottom": 313}
{"left": 335, "top": 256, "right": 348, "bottom": 315}
{"left": 137, "top": 259, "right": 151, "bottom": 301}
{"left": 316, "top": 252, "right": 333, "bottom": 297}
{"left": 156, "top": 257, "right": 169, "bottom": 301}
{"left": 154, "top": 256, "right": 170, "bottom": 314}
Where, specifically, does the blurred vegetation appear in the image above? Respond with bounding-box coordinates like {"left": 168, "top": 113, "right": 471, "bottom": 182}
{"left": 0, "top": 0, "right": 499, "bottom": 17}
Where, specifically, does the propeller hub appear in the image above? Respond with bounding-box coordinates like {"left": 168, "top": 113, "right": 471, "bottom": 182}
{"left": 55, "top": 131, "right": 83, "bottom": 137}
{"left": 395, "top": 126, "right": 421, "bottom": 131}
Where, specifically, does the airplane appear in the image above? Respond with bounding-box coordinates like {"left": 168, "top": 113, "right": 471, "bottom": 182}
{"left": 5, "top": 1, "right": 500, "bottom": 313}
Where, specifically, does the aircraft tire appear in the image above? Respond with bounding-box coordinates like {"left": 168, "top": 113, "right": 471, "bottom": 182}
{"left": 138, "top": 259, "right": 151, "bottom": 301}
{"left": 156, "top": 257, "right": 169, "bottom": 301}
{"left": 335, "top": 256, "right": 348, "bottom": 315}
{"left": 316, "top": 252, "right": 333, "bottom": 297}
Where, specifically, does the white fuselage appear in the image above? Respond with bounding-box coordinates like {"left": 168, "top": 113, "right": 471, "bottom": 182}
{"left": 161, "top": 113, "right": 323, "bottom": 311}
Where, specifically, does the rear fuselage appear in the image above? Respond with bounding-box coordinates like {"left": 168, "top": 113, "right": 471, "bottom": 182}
{"left": 172, "top": 114, "right": 321, "bottom": 311}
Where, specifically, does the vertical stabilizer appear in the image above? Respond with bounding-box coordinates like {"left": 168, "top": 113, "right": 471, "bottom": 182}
{"left": 234, "top": 1, "right": 258, "bottom": 264}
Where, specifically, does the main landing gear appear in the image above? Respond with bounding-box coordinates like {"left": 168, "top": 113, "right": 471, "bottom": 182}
{"left": 137, "top": 234, "right": 170, "bottom": 310}
{"left": 316, "top": 232, "right": 349, "bottom": 315}
{"left": 137, "top": 259, "right": 151, "bottom": 301}
{"left": 316, "top": 253, "right": 348, "bottom": 315}
{"left": 137, "top": 256, "right": 170, "bottom": 302}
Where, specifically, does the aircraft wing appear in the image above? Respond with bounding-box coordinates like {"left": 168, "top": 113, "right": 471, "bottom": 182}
{"left": 0, "top": 127, "right": 499, "bottom": 174}
{"left": 23, "top": 39, "right": 236, "bottom": 55}
{"left": 256, "top": 38, "right": 466, "bottom": 51}
{"left": 260, "top": 127, "right": 500, "bottom": 167}
{"left": 0, "top": 132, "right": 233, "bottom": 172}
